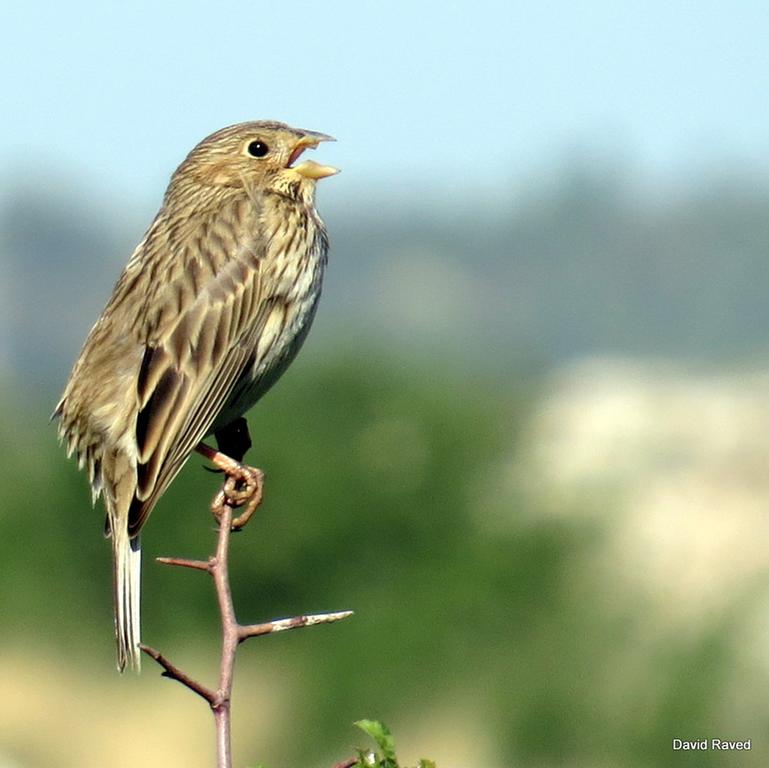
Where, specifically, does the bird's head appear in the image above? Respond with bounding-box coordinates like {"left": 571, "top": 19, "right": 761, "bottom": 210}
{"left": 169, "top": 121, "right": 338, "bottom": 202}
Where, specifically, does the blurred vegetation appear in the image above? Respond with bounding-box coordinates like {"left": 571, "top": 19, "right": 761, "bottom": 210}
{"left": 6, "top": 167, "right": 769, "bottom": 388}
{"left": 3, "top": 168, "right": 769, "bottom": 766}
{"left": 1, "top": 342, "right": 767, "bottom": 767}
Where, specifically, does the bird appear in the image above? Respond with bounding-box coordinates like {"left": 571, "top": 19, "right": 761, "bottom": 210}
{"left": 54, "top": 121, "right": 338, "bottom": 671}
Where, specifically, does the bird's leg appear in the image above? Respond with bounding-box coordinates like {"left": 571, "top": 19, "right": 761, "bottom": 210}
{"left": 195, "top": 441, "right": 264, "bottom": 530}
{"left": 202, "top": 418, "right": 254, "bottom": 474}
{"left": 212, "top": 418, "right": 262, "bottom": 529}
{"left": 215, "top": 417, "right": 253, "bottom": 464}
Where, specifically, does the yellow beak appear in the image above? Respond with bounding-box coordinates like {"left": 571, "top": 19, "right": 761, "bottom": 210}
{"left": 292, "top": 159, "right": 340, "bottom": 179}
{"left": 288, "top": 132, "right": 339, "bottom": 180}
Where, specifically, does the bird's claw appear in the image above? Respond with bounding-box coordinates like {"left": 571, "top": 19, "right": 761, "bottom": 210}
{"left": 195, "top": 441, "right": 265, "bottom": 530}
{"left": 211, "top": 463, "right": 264, "bottom": 530}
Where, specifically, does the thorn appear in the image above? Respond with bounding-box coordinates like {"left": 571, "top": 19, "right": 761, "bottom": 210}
{"left": 239, "top": 609, "right": 354, "bottom": 640}
{"left": 156, "top": 556, "right": 210, "bottom": 572}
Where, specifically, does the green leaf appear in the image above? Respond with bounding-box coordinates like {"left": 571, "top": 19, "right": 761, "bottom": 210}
{"left": 354, "top": 720, "right": 399, "bottom": 766}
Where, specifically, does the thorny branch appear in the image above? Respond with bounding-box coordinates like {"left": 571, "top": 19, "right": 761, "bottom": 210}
{"left": 140, "top": 460, "right": 353, "bottom": 768}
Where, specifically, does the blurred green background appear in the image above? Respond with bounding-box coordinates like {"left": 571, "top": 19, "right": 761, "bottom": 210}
{"left": 3, "top": 2, "right": 769, "bottom": 767}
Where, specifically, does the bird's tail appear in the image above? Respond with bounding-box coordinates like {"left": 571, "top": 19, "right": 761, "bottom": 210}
{"left": 112, "top": 521, "right": 142, "bottom": 672}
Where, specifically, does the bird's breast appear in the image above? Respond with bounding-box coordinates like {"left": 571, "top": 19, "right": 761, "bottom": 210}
{"left": 210, "top": 199, "right": 328, "bottom": 431}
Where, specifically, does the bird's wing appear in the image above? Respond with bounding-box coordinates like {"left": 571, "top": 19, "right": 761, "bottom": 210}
{"left": 126, "top": 207, "right": 287, "bottom": 535}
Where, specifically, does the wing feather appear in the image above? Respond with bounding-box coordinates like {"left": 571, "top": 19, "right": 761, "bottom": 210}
{"left": 126, "top": 213, "right": 272, "bottom": 534}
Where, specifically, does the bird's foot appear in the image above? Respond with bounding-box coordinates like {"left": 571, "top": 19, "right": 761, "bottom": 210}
{"left": 215, "top": 461, "right": 264, "bottom": 530}
{"left": 195, "top": 442, "right": 264, "bottom": 530}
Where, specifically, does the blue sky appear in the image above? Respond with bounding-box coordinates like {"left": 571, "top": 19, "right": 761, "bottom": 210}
{"left": 4, "top": 1, "right": 769, "bottom": 208}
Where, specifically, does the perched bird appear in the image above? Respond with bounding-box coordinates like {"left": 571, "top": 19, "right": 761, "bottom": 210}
{"left": 54, "top": 121, "right": 338, "bottom": 671}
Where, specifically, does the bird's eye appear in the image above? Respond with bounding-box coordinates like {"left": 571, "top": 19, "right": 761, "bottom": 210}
{"left": 247, "top": 140, "right": 269, "bottom": 158}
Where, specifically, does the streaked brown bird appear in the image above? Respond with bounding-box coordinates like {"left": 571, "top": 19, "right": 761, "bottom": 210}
{"left": 54, "top": 121, "right": 338, "bottom": 671}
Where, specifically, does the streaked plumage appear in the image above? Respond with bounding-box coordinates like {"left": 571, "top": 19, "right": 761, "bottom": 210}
{"left": 54, "top": 121, "right": 337, "bottom": 670}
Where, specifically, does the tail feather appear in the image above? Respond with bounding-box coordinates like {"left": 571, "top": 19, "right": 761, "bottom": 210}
{"left": 113, "top": 525, "right": 142, "bottom": 672}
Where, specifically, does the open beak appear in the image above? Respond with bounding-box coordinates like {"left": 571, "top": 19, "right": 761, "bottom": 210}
{"left": 287, "top": 132, "right": 339, "bottom": 180}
